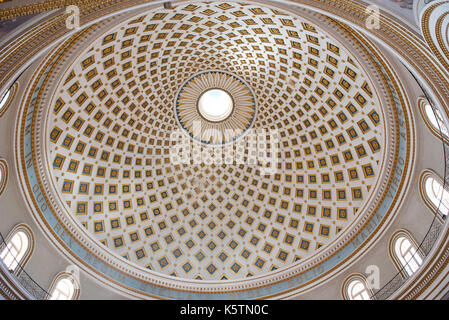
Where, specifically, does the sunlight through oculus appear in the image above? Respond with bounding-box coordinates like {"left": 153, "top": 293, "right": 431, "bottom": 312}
{"left": 175, "top": 70, "right": 257, "bottom": 145}
{"left": 198, "top": 89, "right": 234, "bottom": 122}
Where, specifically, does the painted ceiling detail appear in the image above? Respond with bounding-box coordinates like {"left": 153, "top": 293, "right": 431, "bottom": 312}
{"left": 45, "top": 2, "right": 385, "bottom": 281}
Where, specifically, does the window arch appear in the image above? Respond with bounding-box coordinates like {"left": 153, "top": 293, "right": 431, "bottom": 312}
{"left": 0, "top": 90, "right": 10, "bottom": 110}
{"left": 0, "top": 159, "right": 7, "bottom": 196}
{"left": 389, "top": 230, "right": 424, "bottom": 278}
{"left": 420, "top": 170, "right": 449, "bottom": 220}
{"left": 0, "top": 224, "right": 34, "bottom": 273}
{"left": 342, "top": 274, "right": 373, "bottom": 300}
{"left": 0, "top": 83, "right": 17, "bottom": 118}
{"left": 418, "top": 96, "right": 449, "bottom": 143}
{"left": 48, "top": 273, "right": 80, "bottom": 300}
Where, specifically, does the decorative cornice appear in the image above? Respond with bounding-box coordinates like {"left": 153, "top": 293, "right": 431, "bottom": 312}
{"left": 420, "top": 1, "right": 449, "bottom": 74}
{"left": 0, "top": 0, "right": 117, "bottom": 21}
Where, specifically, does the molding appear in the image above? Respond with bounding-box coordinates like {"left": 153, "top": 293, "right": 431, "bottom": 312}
{"left": 420, "top": 1, "right": 449, "bottom": 74}
{"left": 0, "top": 0, "right": 117, "bottom": 21}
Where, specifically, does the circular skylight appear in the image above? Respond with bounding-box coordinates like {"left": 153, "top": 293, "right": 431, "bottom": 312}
{"left": 176, "top": 71, "right": 256, "bottom": 145}
{"left": 197, "top": 89, "right": 234, "bottom": 122}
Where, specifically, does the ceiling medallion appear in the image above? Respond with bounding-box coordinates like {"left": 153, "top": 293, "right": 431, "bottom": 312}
{"left": 175, "top": 71, "right": 257, "bottom": 145}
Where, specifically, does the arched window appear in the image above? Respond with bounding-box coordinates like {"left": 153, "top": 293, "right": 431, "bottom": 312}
{"left": 48, "top": 273, "right": 79, "bottom": 300}
{"left": 395, "top": 237, "right": 423, "bottom": 276}
{"left": 389, "top": 230, "right": 424, "bottom": 278}
{"left": 0, "top": 83, "right": 17, "bottom": 118}
{"left": 418, "top": 97, "right": 449, "bottom": 143}
{"left": 420, "top": 170, "right": 449, "bottom": 219}
{"left": 425, "top": 103, "right": 449, "bottom": 137}
{"left": 342, "top": 274, "right": 372, "bottom": 300}
{"left": 425, "top": 176, "right": 449, "bottom": 217}
{"left": 0, "top": 159, "right": 7, "bottom": 196}
{"left": 0, "top": 224, "right": 34, "bottom": 273}
{"left": 0, "top": 231, "right": 28, "bottom": 271}
{"left": 0, "top": 89, "right": 10, "bottom": 111}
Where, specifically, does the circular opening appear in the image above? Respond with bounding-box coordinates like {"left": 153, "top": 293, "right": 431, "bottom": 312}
{"left": 198, "top": 89, "right": 234, "bottom": 122}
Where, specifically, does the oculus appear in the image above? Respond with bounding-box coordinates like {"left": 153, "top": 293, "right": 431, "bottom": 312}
{"left": 197, "top": 89, "right": 234, "bottom": 122}
{"left": 175, "top": 71, "right": 257, "bottom": 145}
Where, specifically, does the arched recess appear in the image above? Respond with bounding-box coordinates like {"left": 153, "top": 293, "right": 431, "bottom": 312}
{"left": 419, "top": 169, "right": 449, "bottom": 221}
{"left": 0, "top": 159, "right": 7, "bottom": 196}
{"left": 389, "top": 230, "right": 424, "bottom": 279}
{"left": 47, "top": 272, "right": 80, "bottom": 300}
{"left": 0, "top": 83, "right": 17, "bottom": 118}
{"left": 341, "top": 274, "right": 373, "bottom": 300}
{"left": 0, "top": 223, "right": 35, "bottom": 275}
{"left": 417, "top": 96, "right": 449, "bottom": 144}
